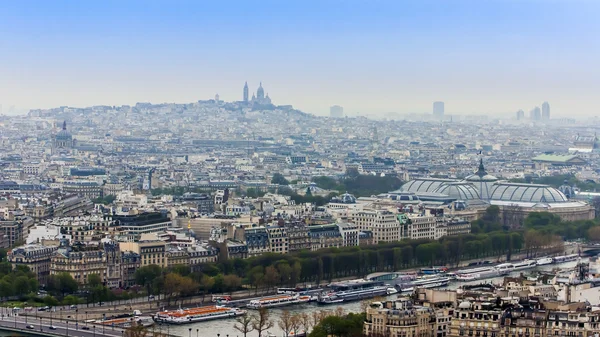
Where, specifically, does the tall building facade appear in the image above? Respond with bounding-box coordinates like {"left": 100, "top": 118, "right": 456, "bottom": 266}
{"left": 433, "top": 101, "right": 445, "bottom": 117}
{"left": 542, "top": 101, "right": 550, "bottom": 120}
{"left": 516, "top": 109, "right": 525, "bottom": 120}
{"left": 243, "top": 82, "right": 249, "bottom": 102}
{"left": 330, "top": 105, "right": 344, "bottom": 118}
{"left": 530, "top": 106, "right": 541, "bottom": 120}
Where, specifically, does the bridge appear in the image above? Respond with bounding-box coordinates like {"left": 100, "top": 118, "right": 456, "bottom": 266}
{"left": 579, "top": 244, "right": 600, "bottom": 256}
{"left": 0, "top": 316, "right": 126, "bottom": 337}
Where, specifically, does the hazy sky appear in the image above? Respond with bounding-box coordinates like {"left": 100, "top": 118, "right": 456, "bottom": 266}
{"left": 1, "top": 0, "right": 599, "bottom": 117}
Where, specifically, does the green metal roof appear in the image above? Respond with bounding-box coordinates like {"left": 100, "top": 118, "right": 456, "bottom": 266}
{"left": 531, "top": 154, "right": 584, "bottom": 163}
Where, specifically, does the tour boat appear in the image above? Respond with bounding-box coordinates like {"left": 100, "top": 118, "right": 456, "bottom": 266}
{"left": 100, "top": 316, "right": 155, "bottom": 328}
{"left": 512, "top": 260, "right": 538, "bottom": 271}
{"left": 536, "top": 257, "right": 553, "bottom": 266}
{"left": 246, "top": 294, "right": 311, "bottom": 309}
{"left": 455, "top": 266, "right": 500, "bottom": 282}
{"left": 154, "top": 306, "right": 246, "bottom": 324}
{"left": 553, "top": 254, "right": 579, "bottom": 263}
{"left": 420, "top": 267, "right": 448, "bottom": 275}
{"left": 495, "top": 263, "right": 515, "bottom": 275}
{"left": 396, "top": 276, "right": 451, "bottom": 293}
{"left": 317, "top": 280, "right": 389, "bottom": 304}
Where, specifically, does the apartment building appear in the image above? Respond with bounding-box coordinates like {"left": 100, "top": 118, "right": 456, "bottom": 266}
{"left": 8, "top": 244, "right": 58, "bottom": 286}
{"left": 51, "top": 245, "right": 106, "bottom": 285}
{"left": 120, "top": 239, "right": 167, "bottom": 268}
{"left": 113, "top": 212, "right": 171, "bottom": 242}
{"left": 267, "top": 226, "right": 288, "bottom": 254}
{"left": 448, "top": 300, "right": 503, "bottom": 337}
{"left": 364, "top": 298, "right": 438, "bottom": 337}
{"left": 350, "top": 209, "right": 401, "bottom": 244}
{"left": 308, "top": 224, "right": 344, "bottom": 251}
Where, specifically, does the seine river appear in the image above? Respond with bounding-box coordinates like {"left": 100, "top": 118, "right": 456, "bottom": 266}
{"left": 162, "top": 259, "right": 583, "bottom": 337}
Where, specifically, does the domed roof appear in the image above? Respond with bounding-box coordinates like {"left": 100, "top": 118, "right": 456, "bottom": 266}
{"left": 331, "top": 192, "right": 356, "bottom": 204}
{"left": 489, "top": 183, "right": 568, "bottom": 203}
{"left": 257, "top": 82, "right": 265, "bottom": 97}
{"left": 55, "top": 121, "right": 72, "bottom": 140}
{"left": 433, "top": 182, "right": 481, "bottom": 200}
{"left": 458, "top": 301, "right": 472, "bottom": 309}
{"left": 465, "top": 159, "right": 497, "bottom": 182}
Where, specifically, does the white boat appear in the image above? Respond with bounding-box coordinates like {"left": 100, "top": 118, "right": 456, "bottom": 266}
{"left": 513, "top": 260, "right": 537, "bottom": 271}
{"left": 397, "top": 276, "right": 451, "bottom": 292}
{"left": 455, "top": 266, "right": 500, "bottom": 281}
{"left": 317, "top": 280, "right": 389, "bottom": 304}
{"left": 386, "top": 287, "right": 398, "bottom": 295}
{"left": 536, "top": 257, "right": 553, "bottom": 266}
{"left": 154, "top": 306, "right": 246, "bottom": 324}
{"left": 246, "top": 294, "right": 311, "bottom": 309}
{"left": 553, "top": 254, "right": 579, "bottom": 263}
{"left": 495, "top": 263, "right": 514, "bottom": 275}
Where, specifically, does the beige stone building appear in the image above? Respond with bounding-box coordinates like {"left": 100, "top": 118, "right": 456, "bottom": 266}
{"left": 364, "top": 298, "right": 438, "bottom": 337}
{"left": 8, "top": 244, "right": 58, "bottom": 286}
{"left": 50, "top": 245, "right": 106, "bottom": 285}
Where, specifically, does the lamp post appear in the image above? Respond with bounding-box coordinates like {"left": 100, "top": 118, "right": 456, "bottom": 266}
{"left": 196, "top": 328, "right": 199, "bottom": 337}
{"left": 86, "top": 311, "right": 88, "bottom": 326}
{"left": 189, "top": 327, "right": 192, "bottom": 337}
{"left": 93, "top": 325, "right": 96, "bottom": 337}
{"left": 13, "top": 311, "right": 16, "bottom": 328}
{"left": 66, "top": 321, "right": 69, "bottom": 336}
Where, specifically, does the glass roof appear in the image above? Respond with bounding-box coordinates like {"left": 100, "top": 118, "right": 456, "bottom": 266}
{"left": 489, "top": 183, "right": 567, "bottom": 203}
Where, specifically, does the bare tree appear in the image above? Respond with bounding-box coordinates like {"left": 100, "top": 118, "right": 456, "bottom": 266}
{"left": 299, "top": 312, "right": 312, "bottom": 333}
{"left": 234, "top": 314, "right": 255, "bottom": 337}
{"left": 252, "top": 307, "right": 274, "bottom": 337}
{"left": 334, "top": 306, "right": 345, "bottom": 317}
{"left": 290, "top": 313, "right": 302, "bottom": 335}
{"left": 278, "top": 310, "right": 294, "bottom": 337}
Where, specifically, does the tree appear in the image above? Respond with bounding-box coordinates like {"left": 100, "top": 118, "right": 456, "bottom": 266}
{"left": 43, "top": 295, "right": 60, "bottom": 307}
{"left": 278, "top": 310, "right": 294, "bottom": 337}
{"left": 87, "top": 273, "right": 102, "bottom": 288}
{"left": 264, "top": 266, "right": 280, "bottom": 291}
{"left": 272, "top": 173, "right": 289, "bottom": 185}
{"left": 0, "top": 279, "right": 13, "bottom": 299}
{"left": 134, "top": 265, "right": 162, "bottom": 295}
{"left": 163, "top": 273, "right": 184, "bottom": 304}
{"left": 14, "top": 275, "right": 30, "bottom": 296}
{"left": 223, "top": 274, "right": 242, "bottom": 295}
{"left": 234, "top": 314, "right": 255, "bottom": 337}
{"left": 589, "top": 226, "right": 600, "bottom": 242}
{"left": 252, "top": 307, "right": 274, "bottom": 337}
{"left": 199, "top": 275, "right": 215, "bottom": 302}
{"left": 299, "top": 312, "right": 313, "bottom": 334}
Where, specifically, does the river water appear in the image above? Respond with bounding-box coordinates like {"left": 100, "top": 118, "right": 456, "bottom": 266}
{"left": 163, "top": 259, "right": 583, "bottom": 337}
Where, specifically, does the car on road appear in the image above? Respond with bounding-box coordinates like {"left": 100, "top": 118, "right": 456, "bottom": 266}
{"left": 82, "top": 326, "right": 90, "bottom": 330}
{"left": 70, "top": 305, "right": 77, "bottom": 309}
{"left": 49, "top": 326, "right": 57, "bottom": 330}
{"left": 26, "top": 325, "right": 35, "bottom": 329}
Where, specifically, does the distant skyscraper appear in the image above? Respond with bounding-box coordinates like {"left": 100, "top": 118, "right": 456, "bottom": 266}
{"left": 530, "top": 106, "right": 541, "bottom": 120}
{"left": 433, "top": 101, "right": 444, "bottom": 117}
{"left": 542, "top": 101, "right": 550, "bottom": 120}
{"left": 330, "top": 105, "right": 344, "bottom": 118}
{"left": 516, "top": 109, "right": 525, "bottom": 120}
{"left": 243, "top": 82, "right": 249, "bottom": 102}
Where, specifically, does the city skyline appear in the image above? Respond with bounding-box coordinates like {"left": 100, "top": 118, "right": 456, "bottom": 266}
{"left": 1, "top": 0, "right": 599, "bottom": 117}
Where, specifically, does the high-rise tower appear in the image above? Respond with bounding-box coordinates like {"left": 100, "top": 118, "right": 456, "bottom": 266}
{"left": 542, "top": 101, "right": 550, "bottom": 120}
{"left": 243, "top": 82, "right": 249, "bottom": 102}
{"left": 433, "top": 101, "right": 444, "bottom": 117}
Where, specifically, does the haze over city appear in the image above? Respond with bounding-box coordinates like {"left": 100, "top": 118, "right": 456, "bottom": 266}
{"left": 1, "top": 0, "right": 600, "bottom": 117}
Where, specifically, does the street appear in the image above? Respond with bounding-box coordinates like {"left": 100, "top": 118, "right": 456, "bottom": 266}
{"left": 0, "top": 315, "right": 125, "bottom": 337}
